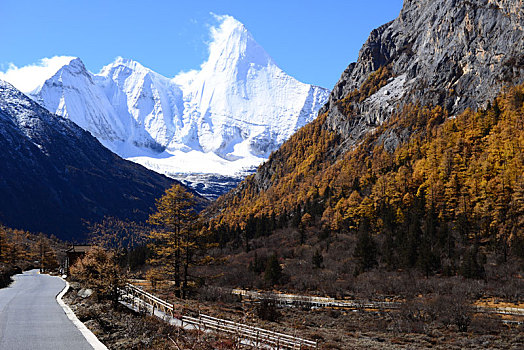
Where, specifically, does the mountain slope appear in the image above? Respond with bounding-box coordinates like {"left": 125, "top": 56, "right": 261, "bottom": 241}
{"left": 321, "top": 0, "right": 524, "bottom": 153}
{"left": 0, "top": 80, "right": 175, "bottom": 240}
{"left": 203, "top": 0, "right": 524, "bottom": 268}
{"left": 14, "top": 15, "right": 329, "bottom": 199}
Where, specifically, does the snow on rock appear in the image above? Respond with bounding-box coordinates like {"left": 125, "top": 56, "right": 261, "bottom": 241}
{"left": 2, "top": 15, "right": 329, "bottom": 197}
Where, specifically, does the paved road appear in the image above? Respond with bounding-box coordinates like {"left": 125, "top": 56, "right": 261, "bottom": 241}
{"left": 0, "top": 269, "right": 93, "bottom": 350}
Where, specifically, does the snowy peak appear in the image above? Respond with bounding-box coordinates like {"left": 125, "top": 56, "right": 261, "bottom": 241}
{"left": 38, "top": 57, "right": 92, "bottom": 99}
{"left": 99, "top": 57, "right": 155, "bottom": 83}
{"left": 0, "top": 56, "right": 77, "bottom": 94}
{"left": 55, "top": 57, "right": 88, "bottom": 75}
{"left": 203, "top": 15, "right": 274, "bottom": 74}
{"left": 33, "top": 57, "right": 128, "bottom": 143}
{"left": 97, "top": 57, "right": 181, "bottom": 150}
{"left": 102, "top": 56, "right": 147, "bottom": 71}
{"left": 1, "top": 15, "right": 330, "bottom": 198}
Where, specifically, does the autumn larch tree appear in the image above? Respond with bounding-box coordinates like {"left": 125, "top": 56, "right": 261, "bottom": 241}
{"left": 36, "top": 234, "right": 58, "bottom": 273}
{"left": 148, "top": 184, "right": 201, "bottom": 299}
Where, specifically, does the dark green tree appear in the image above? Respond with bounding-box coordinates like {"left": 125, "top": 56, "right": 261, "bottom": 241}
{"left": 312, "top": 249, "right": 323, "bottom": 268}
{"left": 264, "top": 253, "right": 282, "bottom": 285}
{"left": 460, "top": 246, "right": 485, "bottom": 279}
{"left": 353, "top": 219, "right": 377, "bottom": 273}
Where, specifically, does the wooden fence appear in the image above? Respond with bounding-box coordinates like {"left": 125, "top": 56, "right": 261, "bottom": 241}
{"left": 124, "top": 283, "right": 179, "bottom": 317}
{"left": 474, "top": 306, "right": 524, "bottom": 317}
{"left": 232, "top": 289, "right": 400, "bottom": 310}
{"left": 121, "top": 284, "right": 317, "bottom": 349}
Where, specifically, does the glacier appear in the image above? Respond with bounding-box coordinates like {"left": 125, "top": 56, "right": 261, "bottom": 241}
{"left": 2, "top": 15, "right": 329, "bottom": 199}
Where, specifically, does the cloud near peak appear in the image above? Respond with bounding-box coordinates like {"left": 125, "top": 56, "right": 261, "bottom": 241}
{"left": 0, "top": 56, "right": 76, "bottom": 93}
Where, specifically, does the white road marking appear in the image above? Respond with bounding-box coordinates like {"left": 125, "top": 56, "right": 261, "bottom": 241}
{"left": 55, "top": 278, "right": 108, "bottom": 350}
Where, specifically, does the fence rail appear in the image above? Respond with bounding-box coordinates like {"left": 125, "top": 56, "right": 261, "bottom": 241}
{"left": 121, "top": 284, "right": 317, "bottom": 349}
{"left": 123, "top": 284, "right": 523, "bottom": 349}
{"left": 475, "top": 306, "right": 524, "bottom": 316}
{"left": 233, "top": 289, "right": 400, "bottom": 310}
{"left": 124, "top": 283, "right": 178, "bottom": 317}
{"left": 233, "top": 289, "right": 524, "bottom": 320}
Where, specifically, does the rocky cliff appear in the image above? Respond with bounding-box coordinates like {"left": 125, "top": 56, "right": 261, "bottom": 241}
{"left": 321, "top": 0, "right": 523, "bottom": 152}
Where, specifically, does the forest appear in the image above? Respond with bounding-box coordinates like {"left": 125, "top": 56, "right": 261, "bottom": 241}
{"left": 205, "top": 78, "right": 524, "bottom": 286}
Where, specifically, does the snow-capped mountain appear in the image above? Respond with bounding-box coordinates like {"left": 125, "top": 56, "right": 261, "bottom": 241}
{"left": 4, "top": 15, "right": 329, "bottom": 199}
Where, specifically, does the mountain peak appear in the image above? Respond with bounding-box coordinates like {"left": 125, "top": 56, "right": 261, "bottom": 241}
{"left": 98, "top": 57, "right": 152, "bottom": 81}
{"left": 203, "top": 15, "right": 274, "bottom": 73}
{"left": 49, "top": 57, "right": 89, "bottom": 79}
{"left": 0, "top": 56, "right": 79, "bottom": 94}
{"left": 102, "top": 57, "right": 148, "bottom": 72}
{"left": 210, "top": 14, "right": 250, "bottom": 42}
{"left": 6, "top": 15, "right": 329, "bottom": 199}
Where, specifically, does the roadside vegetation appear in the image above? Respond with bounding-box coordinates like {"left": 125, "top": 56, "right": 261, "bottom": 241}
{"left": 0, "top": 225, "right": 61, "bottom": 288}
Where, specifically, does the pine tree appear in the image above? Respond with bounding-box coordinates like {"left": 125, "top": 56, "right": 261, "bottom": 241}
{"left": 460, "top": 245, "right": 485, "bottom": 279}
{"left": 353, "top": 218, "right": 377, "bottom": 273}
{"left": 312, "top": 249, "right": 323, "bottom": 269}
{"left": 264, "top": 253, "right": 282, "bottom": 286}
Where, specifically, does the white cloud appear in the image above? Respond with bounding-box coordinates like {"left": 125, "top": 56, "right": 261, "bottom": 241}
{"left": 0, "top": 56, "right": 76, "bottom": 93}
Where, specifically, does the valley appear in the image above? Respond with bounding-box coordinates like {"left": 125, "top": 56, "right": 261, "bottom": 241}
{"left": 0, "top": 0, "right": 523, "bottom": 349}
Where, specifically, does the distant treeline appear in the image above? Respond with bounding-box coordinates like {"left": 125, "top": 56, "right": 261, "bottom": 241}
{"left": 0, "top": 225, "right": 61, "bottom": 287}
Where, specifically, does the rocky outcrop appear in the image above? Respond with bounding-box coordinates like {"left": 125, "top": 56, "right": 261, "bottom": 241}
{"left": 322, "top": 0, "right": 524, "bottom": 150}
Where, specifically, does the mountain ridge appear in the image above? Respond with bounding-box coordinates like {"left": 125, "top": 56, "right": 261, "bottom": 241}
{"left": 0, "top": 79, "right": 177, "bottom": 240}
{"left": 320, "top": 0, "right": 524, "bottom": 153}
{"left": 4, "top": 15, "right": 330, "bottom": 199}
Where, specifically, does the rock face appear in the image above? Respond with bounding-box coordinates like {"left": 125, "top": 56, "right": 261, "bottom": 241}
{"left": 321, "top": 0, "right": 524, "bottom": 150}
{"left": 0, "top": 80, "right": 175, "bottom": 240}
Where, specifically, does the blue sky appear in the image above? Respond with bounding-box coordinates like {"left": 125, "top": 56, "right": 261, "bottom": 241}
{"left": 0, "top": 0, "right": 403, "bottom": 89}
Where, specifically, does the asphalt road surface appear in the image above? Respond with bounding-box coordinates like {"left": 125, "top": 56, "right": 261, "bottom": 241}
{"left": 0, "top": 269, "right": 93, "bottom": 350}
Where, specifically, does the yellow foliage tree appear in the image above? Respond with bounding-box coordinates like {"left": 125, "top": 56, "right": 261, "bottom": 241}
{"left": 148, "top": 184, "right": 203, "bottom": 299}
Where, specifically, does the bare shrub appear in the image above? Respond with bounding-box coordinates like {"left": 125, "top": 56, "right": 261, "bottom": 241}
{"left": 198, "top": 285, "right": 238, "bottom": 303}
{"left": 257, "top": 299, "right": 281, "bottom": 322}
{"left": 431, "top": 294, "right": 471, "bottom": 332}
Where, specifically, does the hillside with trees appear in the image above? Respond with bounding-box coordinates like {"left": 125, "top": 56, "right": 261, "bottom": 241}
{"left": 203, "top": 0, "right": 524, "bottom": 288}
{"left": 205, "top": 80, "right": 523, "bottom": 282}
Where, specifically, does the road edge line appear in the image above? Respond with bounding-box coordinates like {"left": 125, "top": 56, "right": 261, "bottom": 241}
{"left": 55, "top": 278, "right": 108, "bottom": 350}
